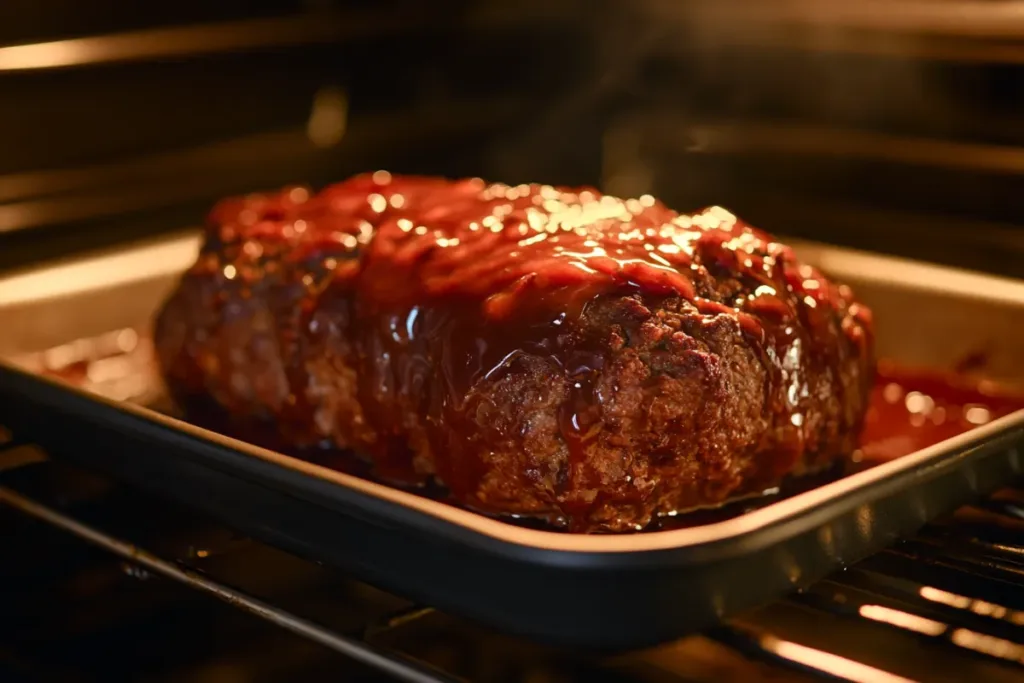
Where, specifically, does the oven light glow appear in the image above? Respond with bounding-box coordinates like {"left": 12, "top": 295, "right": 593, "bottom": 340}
{"left": 0, "top": 41, "right": 89, "bottom": 70}
{"left": 920, "top": 586, "right": 1024, "bottom": 625}
{"left": 951, "top": 628, "right": 1024, "bottom": 664}
{"left": 858, "top": 604, "right": 946, "bottom": 635}
{"left": 764, "top": 635, "right": 915, "bottom": 683}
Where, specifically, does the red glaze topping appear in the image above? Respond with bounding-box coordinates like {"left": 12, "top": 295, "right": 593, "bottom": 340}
{"left": 157, "top": 172, "right": 1024, "bottom": 531}
{"left": 185, "top": 172, "right": 874, "bottom": 524}
{"left": 199, "top": 172, "right": 867, "bottom": 342}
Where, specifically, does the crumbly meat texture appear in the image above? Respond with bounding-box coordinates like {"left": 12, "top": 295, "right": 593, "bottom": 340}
{"left": 154, "top": 175, "right": 874, "bottom": 533}
{"left": 157, "top": 283, "right": 869, "bottom": 532}
{"left": 440, "top": 295, "right": 772, "bottom": 528}
{"left": 155, "top": 268, "right": 373, "bottom": 453}
{"left": 351, "top": 292, "right": 867, "bottom": 530}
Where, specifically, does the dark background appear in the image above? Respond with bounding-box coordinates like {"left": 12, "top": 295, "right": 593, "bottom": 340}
{"left": 2, "top": 0, "right": 1023, "bottom": 278}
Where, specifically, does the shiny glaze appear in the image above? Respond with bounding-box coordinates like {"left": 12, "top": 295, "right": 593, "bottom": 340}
{"left": 199, "top": 172, "right": 869, "bottom": 333}
{"left": 355, "top": 175, "right": 868, "bottom": 497}
{"left": 38, "top": 333, "right": 1023, "bottom": 531}
{"left": 181, "top": 172, "right": 873, "bottom": 528}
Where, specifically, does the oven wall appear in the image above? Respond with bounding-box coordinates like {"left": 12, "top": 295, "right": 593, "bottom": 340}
{"left": 0, "top": 0, "right": 604, "bottom": 269}
{"left": 2, "top": 1, "right": 1022, "bottom": 279}
{"left": 598, "top": 0, "right": 1024, "bottom": 278}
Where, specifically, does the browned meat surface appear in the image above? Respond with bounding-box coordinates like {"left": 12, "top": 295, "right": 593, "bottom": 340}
{"left": 155, "top": 173, "right": 874, "bottom": 532}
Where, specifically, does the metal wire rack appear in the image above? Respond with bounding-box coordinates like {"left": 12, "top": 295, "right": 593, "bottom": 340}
{"left": 1, "top": 434, "right": 1023, "bottom": 683}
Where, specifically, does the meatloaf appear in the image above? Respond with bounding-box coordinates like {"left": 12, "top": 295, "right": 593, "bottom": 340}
{"left": 154, "top": 172, "right": 875, "bottom": 532}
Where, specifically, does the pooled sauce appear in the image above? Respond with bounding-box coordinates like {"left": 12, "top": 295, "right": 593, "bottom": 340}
{"left": 859, "top": 361, "right": 1024, "bottom": 462}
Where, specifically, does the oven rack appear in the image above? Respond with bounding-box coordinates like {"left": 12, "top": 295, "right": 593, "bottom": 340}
{"left": 2, "top": 434, "right": 1023, "bottom": 682}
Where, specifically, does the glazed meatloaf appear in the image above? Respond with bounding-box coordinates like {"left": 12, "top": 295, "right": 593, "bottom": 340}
{"left": 154, "top": 172, "right": 874, "bottom": 532}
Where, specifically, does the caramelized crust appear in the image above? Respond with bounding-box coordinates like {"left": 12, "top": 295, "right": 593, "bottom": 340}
{"left": 155, "top": 173, "right": 874, "bottom": 532}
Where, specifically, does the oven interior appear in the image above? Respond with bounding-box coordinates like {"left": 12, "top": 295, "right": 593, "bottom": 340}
{"left": 2, "top": 1, "right": 1024, "bottom": 681}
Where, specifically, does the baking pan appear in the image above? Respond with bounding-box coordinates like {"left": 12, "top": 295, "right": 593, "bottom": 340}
{"left": 0, "top": 232, "right": 1022, "bottom": 650}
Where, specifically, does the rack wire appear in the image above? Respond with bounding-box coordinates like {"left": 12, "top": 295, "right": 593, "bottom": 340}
{"left": 1, "top": 436, "right": 1023, "bottom": 682}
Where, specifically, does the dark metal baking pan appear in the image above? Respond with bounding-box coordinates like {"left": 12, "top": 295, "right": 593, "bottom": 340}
{"left": 0, "top": 232, "right": 1022, "bottom": 650}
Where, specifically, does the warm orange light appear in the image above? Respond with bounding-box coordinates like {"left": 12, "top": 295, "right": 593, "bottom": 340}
{"left": 858, "top": 604, "right": 946, "bottom": 635}
{"left": 765, "top": 635, "right": 914, "bottom": 683}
